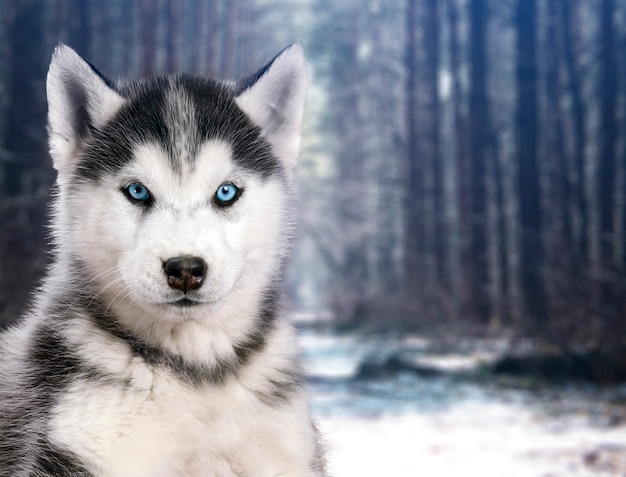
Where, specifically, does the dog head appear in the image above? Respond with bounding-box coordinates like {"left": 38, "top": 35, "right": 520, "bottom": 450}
{"left": 46, "top": 45, "right": 307, "bottom": 326}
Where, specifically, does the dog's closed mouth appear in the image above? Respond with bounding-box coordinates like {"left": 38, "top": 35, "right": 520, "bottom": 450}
{"left": 171, "top": 298, "right": 202, "bottom": 307}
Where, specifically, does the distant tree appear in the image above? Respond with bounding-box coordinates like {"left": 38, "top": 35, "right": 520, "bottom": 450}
{"left": 120, "top": 0, "right": 136, "bottom": 73}
{"left": 515, "top": 0, "right": 547, "bottom": 324}
{"left": 598, "top": 0, "right": 617, "bottom": 262}
{"left": 190, "top": 0, "right": 206, "bottom": 74}
{"left": 542, "top": 0, "right": 574, "bottom": 329}
{"left": 446, "top": 0, "right": 465, "bottom": 320}
{"left": 2, "top": 0, "right": 47, "bottom": 197}
{"left": 404, "top": 0, "right": 427, "bottom": 302}
{"left": 561, "top": 0, "right": 588, "bottom": 268}
{"left": 166, "top": 0, "right": 183, "bottom": 73}
{"left": 236, "top": 0, "right": 256, "bottom": 76}
{"left": 0, "top": 0, "right": 50, "bottom": 324}
{"left": 423, "top": 0, "right": 447, "bottom": 304}
{"left": 467, "top": 0, "right": 490, "bottom": 321}
{"left": 363, "top": 1, "right": 406, "bottom": 295}
{"left": 221, "top": 0, "right": 240, "bottom": 78}
{"left": 140, "top": 0, "right": 157, "bottom": 75}
{"left": 67, "top": 0, "right": 91, "bottom": 58}
{"left": 597, "top": 0, "right": 621, "bottom": 343}
{"left": 621, "top": 4, "right": 626, "bottom": 271}
{"left": 544, "top": 0, "right": 571, "bottom": 267}
{"left": 0, "top": 5, "right": 8, "bottom": 144}
{"left": 205, "top": 0, "right": 222, "bottom": 76}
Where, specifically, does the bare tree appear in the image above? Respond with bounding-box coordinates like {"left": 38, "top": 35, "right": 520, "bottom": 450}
{"left": 140, "top": 0, "right": 157, "bottom": 75}
{"left": 467, "top": 0, "right": 490, "bottom": 321}
{"left": 515, "top": 0, "right": 547, "bottom": 324}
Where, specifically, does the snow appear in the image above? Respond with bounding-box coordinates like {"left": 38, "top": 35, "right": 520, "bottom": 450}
{"left": 298, "top": 327, "right": 626, "bottom": 476}
{"left": 318, "top": 402, "right": 626, "bottom": 476}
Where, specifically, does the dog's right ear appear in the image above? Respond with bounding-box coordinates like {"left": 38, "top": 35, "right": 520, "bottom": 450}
{"left": 46, "top": 44, "right": 125, "bottom": 175}
{"left": 235, "top": 44, "right": 307, "bottom": 173}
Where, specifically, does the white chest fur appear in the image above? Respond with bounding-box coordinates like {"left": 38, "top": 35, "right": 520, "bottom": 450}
{"left": 49, "top": 361, "right": 317, "bottom": 477}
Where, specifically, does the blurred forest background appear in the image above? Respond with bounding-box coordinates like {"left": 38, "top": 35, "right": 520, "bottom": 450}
{"left": 1, "top": 0, "right": 626, "bottom": 378}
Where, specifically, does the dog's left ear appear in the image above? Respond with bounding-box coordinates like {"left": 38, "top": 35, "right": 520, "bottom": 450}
{"left": 235, "top": 44, "right": 308, "bottom": 171}
{"left": 47, "top": 44, "right": 125, "bottom": 176}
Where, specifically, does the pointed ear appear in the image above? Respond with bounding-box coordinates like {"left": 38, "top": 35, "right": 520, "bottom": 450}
{"left": 46, "top": 44, "right": 125, "bottom": 175}
{"left": 235, "top": 44, "right": 308, "bottom": 171}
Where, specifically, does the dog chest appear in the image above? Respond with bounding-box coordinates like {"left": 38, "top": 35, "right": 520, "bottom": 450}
{"left": 48, "top": 369, "right": 315, "bottom": 476}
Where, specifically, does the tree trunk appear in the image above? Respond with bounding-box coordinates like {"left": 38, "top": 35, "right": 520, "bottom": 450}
{"left": 447, "top": 0, "right": 464, "bottom": 320}
{"left": 515, "top": 0, "right": 547, "bottom": 324}
{"left": 221, "top": 0, "right": 240, "bottom": 78}
{"left": 547, "top": 0, "right": 572, "bottom": 262}
{"left": 423, "top": 0, "right": 447, "bottom": 302}
{"left": 467, "top": 0, "right": 490, "bottom": 321}
{"left": 405, "top": 0, "right": 419, "bottom": 285}
{"left": 120, "top": 0, "right": 135, "bottom": 73}
{"left": 597, "top": 0, "right": 618, "bottom": 333}
{"left": 140, "top": 0, "right": 157, "bottom": 75}
{"left": 3, "top": 0, "right": 46, "bottom": 196}
{"left": 190, "top": 0, "right": 205, "bottom": 74}
{"left": 67, "top": 0, "right": 91, "bottom": 58}
{"left": 598, "top": 0, "right": 617, "bottom": 264}
{"left": 166, "top": 0, "right": 182, "bottom": 73}
{"left": 205, "top": 0, "right": 221, "bottom": 76}
{"left": 236, "top": 0, "right": 255, "bottom": 76}
{"left": 561, "top": 0, "right": 588, "bottom": 269}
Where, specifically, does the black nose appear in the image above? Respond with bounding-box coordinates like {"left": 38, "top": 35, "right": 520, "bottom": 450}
{"left": 163, "top": 256, "right": 207, "bottom": 293}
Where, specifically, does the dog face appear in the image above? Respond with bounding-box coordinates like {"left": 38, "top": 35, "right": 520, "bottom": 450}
{"left": 46, "top": 45, "right": 307, "bottom": 324}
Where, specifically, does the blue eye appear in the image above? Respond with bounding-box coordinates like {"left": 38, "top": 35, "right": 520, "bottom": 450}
{"left": 215, "top": 182, "right": 240, "bottom": 205}
{"left": 125, "top": 182, "right": 151, "bottom": 203}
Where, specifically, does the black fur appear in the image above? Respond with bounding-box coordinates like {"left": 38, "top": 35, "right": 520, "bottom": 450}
{"left": 74, "top": 76, "right": 281, "bottom": 183}
{"left": 65, "top": 78, "right": 93, "bottom": 141}
{"left": 255, "top": 369, "right": 304, "bottom": 406}
{"left": 75, "top": 82, "right": 169, "bottom": 181}
{"left": 61, "top": 278, "right": 282, "bottom": 388}
{"left": 0, "top": 325, "right": 97, "bottom": 475}
{"left": 0, "top": 283, "right": 283, "bottom": 473}
{"left": 32, "top": 445, "right": 93, "bottom": 477}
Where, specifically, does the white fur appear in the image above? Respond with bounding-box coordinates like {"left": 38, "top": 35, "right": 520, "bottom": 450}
{"left": 60, "top": 139, "right": 290, "bottom": 363}
{"left": 51, "top": 320, "right": 316, "bottom": 477}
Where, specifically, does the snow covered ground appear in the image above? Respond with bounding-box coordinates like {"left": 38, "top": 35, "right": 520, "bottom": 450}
{"left": 297, "top": 327, "right": 626, "bottom": 476}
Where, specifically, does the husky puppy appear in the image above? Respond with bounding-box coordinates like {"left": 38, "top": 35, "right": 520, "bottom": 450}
{"left": 0, "top": 44, "right": 326, "bottom": 476}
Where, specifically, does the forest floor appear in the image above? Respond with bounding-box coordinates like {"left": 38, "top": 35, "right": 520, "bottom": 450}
{"left": 295, "top": 316, "right": 626, "bottom": 476}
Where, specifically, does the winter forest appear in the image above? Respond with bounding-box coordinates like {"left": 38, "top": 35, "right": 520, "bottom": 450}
{"left": 2, "top": 0, "right": 626, "bottom": 473}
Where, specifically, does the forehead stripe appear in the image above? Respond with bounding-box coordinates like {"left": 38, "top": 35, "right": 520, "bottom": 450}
{"left": 76, "top": 76, "right": 281, "bottom": 181}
